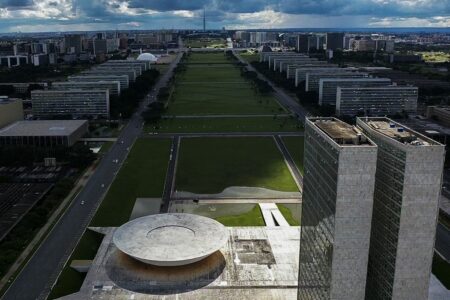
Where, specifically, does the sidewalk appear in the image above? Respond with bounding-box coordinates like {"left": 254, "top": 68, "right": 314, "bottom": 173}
{"left": 259, "top": 203, "right": 290, "bottom": 227}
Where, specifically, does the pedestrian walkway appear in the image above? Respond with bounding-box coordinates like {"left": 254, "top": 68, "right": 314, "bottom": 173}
{"left": 79, "top": 138, "right": 118, "bottom": 142}
{"left": 259, "top": 203, "right": 290, "bottom": 227}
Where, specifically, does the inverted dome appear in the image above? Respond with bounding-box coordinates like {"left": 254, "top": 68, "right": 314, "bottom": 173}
{"left": 137, "top": 53, "right": 157, "bottom": 62}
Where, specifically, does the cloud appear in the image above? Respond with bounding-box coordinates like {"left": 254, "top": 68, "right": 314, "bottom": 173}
{"left": 0, "top": 0, "right": 33, "bottom": 8}
{"left": 127, "top": 0, "right": 209, "bottom": 11}
{"left": 275, "top": 0, "right": 450, "bottom": 18}
{"left": 0, "top": 0, "right": 450, "bottom": 32}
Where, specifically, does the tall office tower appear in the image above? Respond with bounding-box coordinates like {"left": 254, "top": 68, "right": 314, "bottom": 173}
{"left": 326, "top": 32, "right": 345, "bottom": 50}
{"left": 93, "top": 38, "right": 107, "bottom": 55}
{"left": 298, "top": 118, "right": 378, "bottom": 300}
{"left": 297, "top": 34, "right": 311, "bottom": 53}
{"left": 203, "top": 8, "right": 206, "bottom": 32}
{"left": 356, "top": 118, "right": 445, "bottom": 300}
{"left": 64, "top": 34, "right": 82, "bottom": 54}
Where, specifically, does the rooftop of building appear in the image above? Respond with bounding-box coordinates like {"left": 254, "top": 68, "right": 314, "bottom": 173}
{"left": 31, "top": 89, "right": 108, "bottom": 94}
{"left": 0, "top": 120, "right": 87, "bottom": 137}
{"left": 53, "top": 81, "right": 119, "bottom": 85}
{"left": 338, "top": 85, "right": 417, "bottom": 90}
{"left": 0, "top": 96, "right": 21, "bottom": 104}
{"left": 66, "top": 225, "right": 300, "bottom": 300}
{"left": 429, "top": 105, "right": 450, "bottom": 112}
{"left": 358, "top": 117, "right": 440, "bottom": 146}
{"left": 310, "top": 117, "right": 373, "bottom": 146}
{"left": 320, "top": 77, "right": 391, "bottom": 82}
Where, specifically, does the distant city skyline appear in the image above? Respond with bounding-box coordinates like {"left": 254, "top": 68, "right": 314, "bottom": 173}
{"left": 0, "top": 0, "right": 449, "bottom": 33}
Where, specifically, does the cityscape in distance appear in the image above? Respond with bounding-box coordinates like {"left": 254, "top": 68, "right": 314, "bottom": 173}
{"left": 0, "top": 1, "right": 450, "bottom": 300}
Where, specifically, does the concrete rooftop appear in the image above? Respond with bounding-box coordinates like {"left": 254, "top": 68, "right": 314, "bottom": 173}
{"left": 0, "top": 120, "right": 87, "bottom": 137}
{"left": 312, "top": 118, "right": 372, "bottom": 146}
{"left": 362, "top": 118, "right": 440, "bottom": 146}
{"left": 62, "top": 226, "right": 301, "bottom": 300}
{"left": 113, "top": 214, "right": 228, "bottom": 266}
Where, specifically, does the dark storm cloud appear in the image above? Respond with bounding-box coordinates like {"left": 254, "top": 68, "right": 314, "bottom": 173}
{"left": 1, "top": 0, "right": 450, "bottom": 33}
{"left": 0, "top": 0, "right": 33, "bottom": 8}
{"left": 127, "top": 0, "right": 210, "bottom": 11}
{"left": 277, "top": 0, "right": 450, "bottom": 18}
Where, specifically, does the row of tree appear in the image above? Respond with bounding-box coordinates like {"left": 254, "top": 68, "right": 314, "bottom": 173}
{"left": 110, "top": 69, "right": 160, "bottom": 119}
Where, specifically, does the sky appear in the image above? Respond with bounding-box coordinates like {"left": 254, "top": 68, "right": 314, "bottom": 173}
{"left": 0, "top": 0, "right": 449, "bottom": 33}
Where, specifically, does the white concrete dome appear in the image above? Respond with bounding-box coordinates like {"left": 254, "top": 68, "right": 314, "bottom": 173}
{"left": 113, "top": 213, "right": 229, "bottom": 266}
{"left": 137, "top": 53, "right": 157, "bottom": 62}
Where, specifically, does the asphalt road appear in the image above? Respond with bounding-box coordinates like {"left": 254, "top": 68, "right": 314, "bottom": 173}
{"left": 233, "top": 51, "right": 310, "bottom": 121}
{"left": 2, "top": 53, "right": 182, "bottom": 300}
{"left": 160, "top": 136, "right": 180, "bottom": 213}
{"left": 435, "top": 223, "right": 450, "bottom": 262}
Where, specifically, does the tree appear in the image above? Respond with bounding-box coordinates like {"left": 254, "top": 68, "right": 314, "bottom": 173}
{"left": 0, "top": 84, "right": 14, "bottom": 96}
{"left": 141, "top": 109, "right": 162, "bottom": 123}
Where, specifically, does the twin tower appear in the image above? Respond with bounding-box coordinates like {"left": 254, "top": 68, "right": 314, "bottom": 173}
{"left": 298, "top": 117, "right": 445, "bottom": 300}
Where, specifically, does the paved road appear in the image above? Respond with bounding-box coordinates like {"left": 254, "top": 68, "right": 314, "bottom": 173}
{"left": 160, "top": 136, "right": 180, "bottom": 213}
{"left": 233, "top": 51, "right": 310, "bottom": 121}
{"left": 435, "top": 224, "right": 450, "bottom": 262}
{"left": 2, "top": 53, "right": 182, "bottom": 300}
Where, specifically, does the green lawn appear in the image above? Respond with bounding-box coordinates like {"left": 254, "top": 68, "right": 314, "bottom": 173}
{"left": 240, "top": 52, "right": 260, "bottom": 63}
{"left": 432, "top": 253, "right": 450, "bottom": 289}
{"left": 215, "top": 205, "right": 265, "bottom": 226}
{"left": 184, "top": 52, "right": 231, "bottom": 64}
{"left": 184, "top": 39, "right": 226, "bottom": 49}
{"left": 48, "top": 230, "right": 103, "bottom": 299}
{"left": 180, "top": 66, "right": 242, "bottom": 82}
{"left": 146, "top": 117, "right": 302, "bottom": 133}
{"left": 176, "top": 137, "right": 298, "bottom": 194}
{"left": 90, "top": 138, "right": 171, "bottom": 227}
{"left": 167, "top": 52, "right": 282, "bottom": 115}
{"left": 282, "top": 136, "right": 305, "bottom": 174}
{"left": 277, "top": 204, "right": 300, "bottom": 226}
{"left": 418, "top": 51, "right": 450, "bottom": 63}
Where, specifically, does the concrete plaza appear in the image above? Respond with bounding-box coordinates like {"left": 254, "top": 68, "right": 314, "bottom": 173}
{"left": 61, "top": 226, "right": 300, "bottom": 300}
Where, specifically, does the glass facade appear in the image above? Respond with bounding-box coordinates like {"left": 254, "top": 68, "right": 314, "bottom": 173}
{"left": 31, "top": 90, "right": 109, "bottom": 119}
{"left": 361, "top": 131, "right": 406, "bottom": 300}
{"left": 336, "top": 87, "right": 418, "bottom": 117}
{"left": 298, "top": 124, "right": 339, "bottom": 300}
